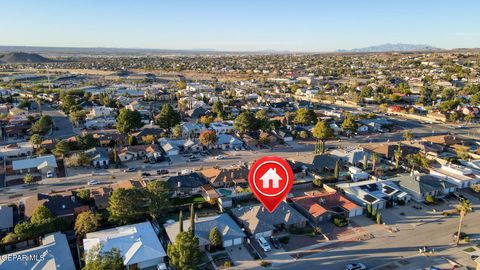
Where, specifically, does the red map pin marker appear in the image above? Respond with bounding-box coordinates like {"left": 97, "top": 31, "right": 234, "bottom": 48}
{"left": 248, "top": 156, "right": 294, "bottom": 213}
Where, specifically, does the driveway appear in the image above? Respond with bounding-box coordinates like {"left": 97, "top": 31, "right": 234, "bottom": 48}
{"left": 226, "top": 244, "right": 255, "bottom": 269}
{"left": 42, "top": 104, "right": 76, "bottom": 139}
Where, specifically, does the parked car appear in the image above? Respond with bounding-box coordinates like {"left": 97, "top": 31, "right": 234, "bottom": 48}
{"left": 157, "top": 169, "right": 169, "bottom": 175}
{"left": 188, "top": 156, "right": 199, "bottom": 162}
{"left": 215, "top": 155, "right": 225, "bottom": 160}
{"left": 257, "top": 237, "right": 271, "bottom": 252}
{"left": 183, "top": 153, "right": 193, "bottom": 158}
{"left": 46, "top": 171, "right": 54, "bottom": 178}
{"left": 270, "top": 237, "right": 281, "bottom": 249}
{"left": 345, "top": 263, "right": 366, "bottom": 270}
{"left": 141, "top": 172, "right": 151, "bottom": 177}
{"left": 124, "top": 168, "right": 136, "bottom": 172}
{"left": 88, "top": 180, "right": 100, "bottom": 186}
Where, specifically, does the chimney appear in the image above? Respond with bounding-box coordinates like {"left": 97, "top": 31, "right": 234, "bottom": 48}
{"left": 415, "top": 176, "right": 420, "bottom": 182}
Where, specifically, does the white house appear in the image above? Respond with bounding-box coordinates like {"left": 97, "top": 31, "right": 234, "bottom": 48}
{"left": 209, "top": 121, "right": 234, "bottom": 134}
{"left": 83, "top": 222, "right": 166, "bottom": 270}
{"left": 430, "top": 163, "right": 480, "bottom": 188}
{"left": 0, "top": 142, "right": 33, "bottom": 159}
{"left": 348, "top": 166, "right": 370, "bottom": 181}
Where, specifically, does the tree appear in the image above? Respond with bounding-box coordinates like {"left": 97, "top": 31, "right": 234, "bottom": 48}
{"left": 78, "top": 133, "right": 99, "bottom": 149}
{"left": 116, "top": 109, "right": 144, "bottom": 134}
{"left": 83, "top": 245, "right": 124, "bottom": 270}
{"left": 376, "top": 213, "right": 382, "bottom": 224}
{"left": 455, "top": 198, "right": 472, "bottom": 246}
{"left": 313, "top": 178, "right": 323, "bottom": 188}
{"left": 199, "top": 130, "right": 217, "bottom": 148}
{"left": 142, "top": 135, "right": 156, "bottom": 144}
{"left": 334, "top": 160, "right": 341, "bottom": 180}
{"left": 69, "top": 110, "right": 87, "bottom": 127}
{"left": 294, "top": 108, "right": 317, "bottom": 126}
{"left": 76, "top": 189, "right": 92, "bottom": 204}
{"left": 403, "top": 131, "right": 413, "bottom": 142}
{"left": 256, "top": 109, "right": 271, "bottom": 130}
{"left": 31, "top": 205, "right": 53, "bottom": 225}
{"left": 394, "top": 143, "right": 403, "bottom": 169}
{"left": 23, "top": 174, "right": 34, "bottom": 184}
{"left": 179, "top": 210, "right": 184, "bottom": 233}
{"left": 406, "top": 153, "right": 429, "bottom": 172}
{"left": 312, "top": 121, "right": 334, "bottom": 153}
{"left": 32, "top": 115, "right": 53, "bottom": 135}
{"left": 146, "top": 180, "right": 170, "bottom": 218}
{"left": 341, "top": 115, "right": 358, "bottom": 135}
{"left": 107, "top": 188, "right": 146, "bottom": 225}
{"left": 212, "top": 100, "right": 224, "bottom": 118}
{"left": 156, "top": 104, "right": 181, "bottom": 131}
{"left": 189, "top": 203, "right": 195, "bottom": 236}
{"left": 75, "top": 211, "right": 100, "bottom": 236}
{"left": 167, "top": 231, "right": 202, "bottom": 270}
{"left": 371, "top": 153, "right": 378, "bottom": 173}
{"left": 65, "top": 152, "right": 92, "bottom": 167}
{"left": 172, "top": 125, "right": 182, "bottom": 139}
{"left": 53, "top": 140, "right": 70, "bottom": 157}
{"left": 425, "top": 194, "right": 435, "bottom": 204}
{"left": 30, "top": 134, "right": 42, "bottom": 151}
{"left": 362, "top": 154, "right": 368, "bottom": 170}
{"left": 128, "top": 135, "right": 138, "bottom": 146}
{"left": 61, "top": 94, "right": 78, "bottom": 114}
{"left": 209, "top": 227, "right": 223, "bottom": 248}
{"left": 234, "top": 111, "right": 257, "bottom": 133}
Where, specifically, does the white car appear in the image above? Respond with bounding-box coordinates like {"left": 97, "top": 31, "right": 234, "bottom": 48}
{"left": 257, "top": 237, "right": 271, "bottom": 252}
{"left": 88, "top": 180, "right": 100, "bottom": 186}
{"left": 345, "top": 263, "right": 366, "bottom": 270}
{"left": 46, "top": 171, "right": 54, "bottom": 178}
{"left": 215, "top": 155, "right": 225, "bottom": 160}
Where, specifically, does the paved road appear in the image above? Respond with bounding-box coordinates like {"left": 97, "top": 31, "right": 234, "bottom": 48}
{"left": 271, "top": 195, "right": 480, "bottom": 270}
{"left": 42, "top": 103, "right": 77, "bottom": 139}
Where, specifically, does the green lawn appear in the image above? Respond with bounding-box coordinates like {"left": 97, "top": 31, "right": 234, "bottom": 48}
{"left": 172, "top": 195, "right": 206, "bottom": 205}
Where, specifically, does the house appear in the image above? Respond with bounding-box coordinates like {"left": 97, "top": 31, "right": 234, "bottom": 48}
{"left": 337, "top": 180, "right": 409, "bottom": 209}
{"left": 85, "top": 147, "right": 110, "bottom": 167}
{"left": 291, "top": 190, "right": 362, "bottom": 224}
{"left": 362, "top": 143, "right": 419, "bottom": 160}
{"left": 289, "top": 154, "right": 340, "bottom": 176}
{"left": 23, "top": 192, "right": 86, "bottom": 219}
{"left": 430, "top": 163, "right": 480, "bottom": 188}
{"left": 0, "top": 232, "right": 76, "bottom": 270}
{"left": 87, "top": 106, "right": 115, "bottom": 119}
{"left": 0, "top": 206, "right": 13, "bottom": 232}
{"left": 181, "top": 122, "right": 206, "bottom": 138}
{"left": 427, "top": 111, "right": 448, "bottom": 122}
{"left": 390, "top": 173, "right": 457, "bottom": 202}
{"left": 118, "top": 145, "right": 161, "bottom": 161}
{"left": 11, "top": 155, "right": 57, "bottom": 178}
{"left": 94, "top": 132, "right": 129, "bottom": 147}
{"left": 210, "top": 121, "right": 234, "bottom": 134}
{"left": 158, "top": 138, "right": 201, "bottom": 156}
{"left": 274, "top": 129, "right": 293, "bottom": 142}
{"left": 214, "top": 134, "right": 244, "bottom": 150}
{"left": 199, "top": 165, "right": 249, "bottom": 188}
{"left": 357, "top": 125, "right": 369, "bottom": 133}
{"left": 200, "top": 185, "right": 220, "bottom": 203}
{"left": 84, "top": 222, "right": 166, "bottom": 270}
{"left": 348, "top": 166, "right": 370, "bottom": 181}
{"left": 113, "top": 179, "right": 146, "bottom": 191}
{"left": 231, "top": 202, "right": 307, "bottom": 239}
{"left": 0, "top": 142, "right": 33, "bottom": 159}
{"left": 91, "top": 187, "right": 113, "bottom": 210}
{"left": 166, "top": 173, "right": 209, "bottom": 197}
{"left": 330, "top": 147, "right": 367, "bottom": 166}
{"left": 422, "top": 135, "right": 464, "bottom": 147}
{"left": 164, "top": 213, "right": 246, "bottom": 250}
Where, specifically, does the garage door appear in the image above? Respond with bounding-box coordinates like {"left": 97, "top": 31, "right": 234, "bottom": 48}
{"left": 255, "top": 231, "right": 272, "bottom": 239}
{"left": 223, "top": 240, "right": 233, "bottom": 247}
{"left": 233, "top": 238, "right": 242, "bottom": 245}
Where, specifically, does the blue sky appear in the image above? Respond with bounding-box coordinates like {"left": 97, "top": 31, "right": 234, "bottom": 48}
{"left": 1, "top": 0, "right": 479, "bottom": 51}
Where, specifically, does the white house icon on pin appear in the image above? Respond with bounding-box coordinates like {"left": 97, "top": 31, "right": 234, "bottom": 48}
{"left": 260, "top": 168, "right": 282, "bottom": 189}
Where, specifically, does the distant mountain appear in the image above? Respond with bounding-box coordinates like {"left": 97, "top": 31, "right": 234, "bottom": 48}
{"left": 0, "top": 52, "right": 50, "bottom": 63}
{"left": 337, "top": 43, "right": 442, "bottom": 53}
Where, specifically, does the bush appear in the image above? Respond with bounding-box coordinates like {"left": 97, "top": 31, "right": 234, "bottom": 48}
{"left": 224, "top": 261, "right": 233, "bottom": 267}
{"left": 278, "top": 236, "right": 290, "bottom": 244}
{"left": 333, "top": 216, "right": 348, "bottom": 227}
{"left": 425, "top": 195, "right": 436, "bottom": 204}
{"left": 397, "top": 200, "right": 406, "bottom": 206}
{"left": 471, "top": 184, "right": 480, "bottom": 193}
{"left": 260, "top": 261, "right": 272, "bottom": 268}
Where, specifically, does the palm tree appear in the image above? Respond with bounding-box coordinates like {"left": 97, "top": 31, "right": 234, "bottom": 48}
{"left": 394, "top": 143, "right": 403, "bottom": 169}
{"left": 371, "top": 153, "right": 378, "bottom": 173}
{"left": 455, "top": 198, "right": 472, "bottom": 246}
{"left": 406, "top": 153, "right": 429, "bottom": 173}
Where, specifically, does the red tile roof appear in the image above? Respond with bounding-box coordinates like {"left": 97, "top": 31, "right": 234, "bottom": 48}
{"left": 291, "top": 191, "right": 359, "bottom": 218}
